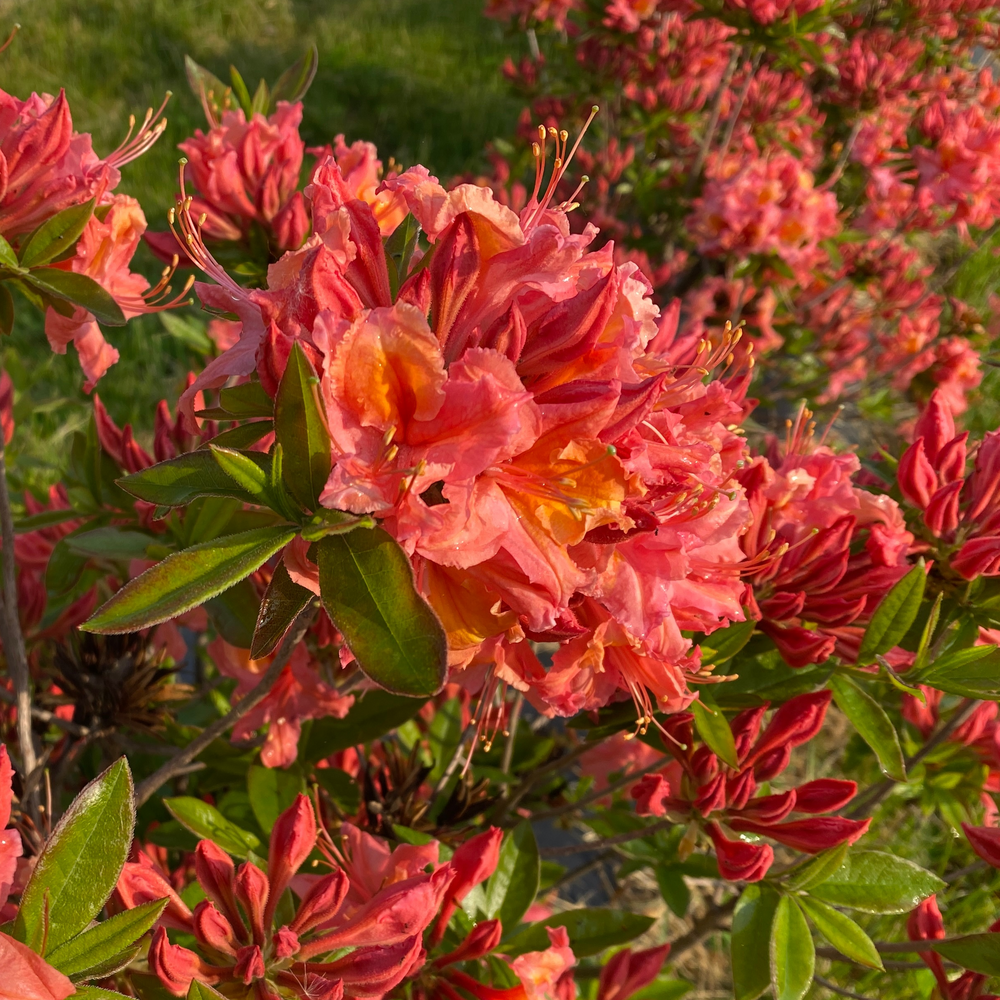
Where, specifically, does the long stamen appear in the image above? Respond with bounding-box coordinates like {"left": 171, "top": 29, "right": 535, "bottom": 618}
{"left": 105, "top": 93, "right": 171, "bottom": 169}
{"left": 0, "top": 23, "right": 19, "bottom": 55}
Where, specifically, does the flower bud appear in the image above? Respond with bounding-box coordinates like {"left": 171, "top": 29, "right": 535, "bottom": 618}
{"left": 962, "top": 823, "right": 1000, "bottom": 868}
{"left": 195, "top": 840, "right": 247, "bottom": 940}
{"left": 274, "top": 926, "right": 300, "bottom": 960}
{"left": 792, "top": 779, "right": 857, "bottom": 814}
{"left": 597, "top": 945, "right": 670, "bottom": 1000}
{"left": 235, "top": 862, "right": 270, "bottom": 945}
{"left": 631, "top": 774, "right": 670, "bottom": 817}
{"left": 433, "top": 919, "right": 504, "bottom": 967}
{"left": 746, "top": 691, "right": 831, "bottom": 772}
{"left": 898, "top": 438, "right": 938, "bottom": 509}
{"left": 707, "top": 822, "right": 773, "bottom": 882}
{"left": 728, "top": 815, "right": 870, "bottom": 853}
{"left": 266, "top": 793, "right": 317, "bottom": 928}
{"left": 937, "top": 432, "right": 968, "bottom": 486}
{"left": 148, "top": 926, "right": 217, "bottom": 997}
{"left": 116, "top": 854, "right": 193, "bottom": 932}
{"left": 694, "top": 773, "right": 727, "bottom": 817}
{"left": 290, "top": 869, "right": 350, "bottom": 935}
{"left": 913, "top": 390, "right": 956, "bottom": 464}
{"left": 952, "top": 535, "right": 1000, "bottom": 579}
{"left": 735, "top": 790, "right": 796, "bottom": 824}
{"left": 924, "top": 481, "right": 961, "bottom": 537}
{"left": 192, "top": 900, "right": 238, "bottom": 957}
{"left": 234, "top": 944, "right": 266, "bottom": 986}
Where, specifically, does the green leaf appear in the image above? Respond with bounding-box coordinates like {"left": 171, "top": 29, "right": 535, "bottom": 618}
{"left": 251, "top": 558, "right": 312, "bottom": 659}
{"left": 485, "top": 821, "right": 540, "bottom": 931}
{"left": 654, "top": 866, "right": 690, "bottom": 918}
{"left": 504, "top": 908, "right": 654, "bottom": 958}
{"left": 247, "top": 765, "right": 304, "bottom": 834}
{"left": 302, "top": 689, "right": 426, "bottom": 760}
{"left": 219, "top": 381, "right": 274, "bottom": 418}
{"left": 15, "top": 509, "right": 80, "bottom": 533}
{"left": 25, "top": 269, "right": 125, "bottom": 326}
{"left": 47, "top": 899, "right": 167, "bottom": 977}
{"left": 731, "top": 884, "right": 780, "bottom": 1000}
{"left": 185, "top": 55, "right": 235, "bottom": 118}
{"left": 315, "top": 527, "right": 446, "bottom": 696}
{"left": 797, "top": 896, "right": 882, "bottom": 969}
{"left": 119, "top": 450, "right": 270, "bottom": 507}
{"left": 919, "top": 645, "right": 1000, "bottom": 699}
{"left": 164, "top": 797, "right": 260, "bottom": 857}
{"left": 275, "top": 342, "right": 331, "bottom": 512}
{"left": 64, "top": 527, "right": 154, "bottom": 562}
{"left": 250, "top": 78, "right": 270, "bottom": 117}
{"left": 15, "top": 759, "right": 135, "bottom": 953}
{"left": 270, "top": 43, "right": 320, "bottom": 104}
{"left": 209, "top": 445, "right": 274, "bottom": 505}
{"left": 73, "top": 988, "right": 135, "bottom": 1000}
{"left": 0, "top": 233, "right": 19, "bottom": 270}
{"left": 810, "top": 851, "right": 944, "bottom": 914}
{"left": 205, "top": 421, "right": 273, "bottom": 451}
{"left": 857, "top": 562, "right": 926, "bottom": 664}
{"left": 159, "top": 312, "right": 213, "bottom": 354}
{"left": 782, "top": 843, "right": 850, "bottom": 892}
{"left": 932, "top": 933, "right": 1000, "bottom": 975}
{"left": 204, "top": 577, "right": 260, "bottom": 648}
{"left": 82, "top": 526, "right": 296, "bottom": 633}
{"left": 384, "top": 213, "right": 421, "bottom": 297}
{"left": 314, "top": 767, "right": 361, "bottom": 814}
{"left": 0, "top": 282, "right": 13, "bottom": 335}
{"left": 188, "top": 982, "right": 229, "bottom": 1000}
{"left": 700, "top": 618, "right": 755, "bottom": 664}
{"left": 690, "top": 698, "right": 739, "bottom": 769}
{"left": 229, "top": 65, "right": 253, "bottom": 116}
{"left": 830, "top": 674, "right": 905, "bottom": 781}
{"left": 67, "top": 945, "right": 142, "bottom": 983}
{"left": 20, "top": 200, "right": 95, "bottom": 268}
{"left": 769, "top": 896, "right": 814, "bottom": 1000}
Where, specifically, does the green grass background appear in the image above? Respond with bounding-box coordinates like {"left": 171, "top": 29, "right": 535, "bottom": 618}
{"left": 0, "top": 0, "right": 525, "bottom": 490}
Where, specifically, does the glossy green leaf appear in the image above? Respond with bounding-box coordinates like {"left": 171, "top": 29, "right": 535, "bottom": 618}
{"left": 204, "top": 577, "right": 260, "bottom": 648}
{"left": 16, "top": 759, "right": 135, "bottom": 953}
{"left": 486, "top": 821, "right": 540, "bottom": 931}
{"left": 64, "top": 527, "right": 154, "bottom": 562}
{"left": 810, "top": 850, "right": 944, "bottom": 914}
{"left": 316, "top": 527, "right": 447, "bottom": 696}
{"left": 857, "top": 562, "right": 926, "bottom": 664}
{"left": 303, "top": 689, "right": 426, "bottom": 760}
{"left": 69, "top": 945, "right": 141, "bottom": 983}
{"left": 690, "top": 698, "right": 739, "bottom": 769}
{"left": 48, "top": 899, "right": 166, "bottom": 977}
{"left": 654, "top": 866, "right": 690, "bottom": 918}
{"left": 701, "top": 618, "right": 755, "bottom": 664}
{"left": 919, "top": 645, "right": 1000, "bottom": 699}
{"left": 165, "top": 797, "right": 260, "bottom": 857}
{"left": 118, "top": 449, "right": 269, "bottom": 507}
{"left": 205, "top": 421, "right": 273, "bottom": 451}
{"left": 732, "top": 884, "right": 779, "bottom": 1000}
{"left": 932, "top": 933, "right": 1000, "bottom": 975}
{"left": 219, "top": 381, "right": 274, "bottom": 418}
{"left": 83, "top": 526, "right": 296, "bottom": 633}
{"left": 247, "top": 765, "right": 304, "bottom": 834}
{"left": 0, "top": 282, "right": 13, "bottom": 336}
{"left": 797, "top": 896, "right": 882, "bottom": 969}
{"left": 229, "top": 65, "right": 253, "bottom": 115}
{"left": 782, "top": 843, "right": 850, "bottom": 892}
{"left": 210, "top": 445, "right": 271, "bottom": 500}
{"left": 20, "top": 199, "right": 95, "bottom": 268}
{"left": 25, "top": 269, "right": 125, "bottom": 326}
{"left": 250, "top": 78, "right": 269, "bottom": 117}
{"left": 830, "top": 674, "right": 905, "bottom": 781}
{"left": 188, "top": 982, "right": 229, "bottom": 1000}
{"left": 270, "top": 43, "right": 320, "bottom": 104}
{"left": 504, "top": 908, "right": 654, "bottom": 958}
{"left": 0, "top": 233, "right": 19, "bottom": 270}
{"left": 275, "top": 342, "right": 331, "bottom": 512}
{"left": 770, "top": 896, "right": 814, "bottom": 1000}
{"left": 384, "top": 213, "right": 421, "bottom": 296}
{"left": 251, "top": 558, "right": 312, "bottom": 659}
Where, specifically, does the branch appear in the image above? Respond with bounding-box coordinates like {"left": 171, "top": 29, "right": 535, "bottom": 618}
{"left": 545, "top": 849, "right": 617, "bottom": 898}
{"left": 668, "top": 895, "right": 738, "bottom": 960}
{"left": 134, "top": 604, "right": 315, "bottom": 807}
{"left": 0, "top": 686, "right": 89, "bottom": 737}
{"left": 539, "top": 818, "right": 675, "bottom": 858}
{"left": 532, "top": 755, "right": 666, "bottom": 822}
{"left": 814, "top": 975, "right": 876, "bottom": 1000}
{"left": 717, "top": 47, "right": 762, "bottom": 158}
{"left": 685, "top": 46, "right": 740, "bottom": 195}
{"left": 848, "top": 698, "right": 977, "bottom": 818}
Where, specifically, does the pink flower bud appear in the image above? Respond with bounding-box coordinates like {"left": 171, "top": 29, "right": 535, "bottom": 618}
{"left": 730, "top": 707, "right": 767, "bottom": 762}
{"left": 952, "top": 535, "right": 1000, "bottom": 579}
{"left": 192, "top": 900, "right": 238, "bottom": 957}
{"left": 908, "top": 895, "right": 945, "bottom": 942}
{"left": 274, "top": 926, "right": 300, "bottom": 960}
{"left": 234, "top": 944, "right": 266, "bottom": 986}
{"left": 195, "top": 840, "right": 247, "bottom": 941}
{"left": 962, "top": 823, "right": 1000, "bottom": 868}
{"left": 449, "top": 828, "right": 503, "bottom": 902}
{"left": 728, "top": 815, "right": 870, "bottom": 853}
{"left": 631, "top": 774, "right": 670, "bottom": 817}
{"left": 434, "top": 919, "right": 504, "bottom": 967}
{"left": 116, "top": 855, "right": 193, "bottom": 932}
{"left": 148, "top": 926, "right": 219, "bottom": 997}
{"left": 792, "top": 779, "right": 857, "bottom": 814}
{"left": 725, "top": 771, "right": 756, "bottom": 811}
{"left": 914, "top": 390, "right": 956, "bottom": 464}
{"left": 266, "top": 793, "right": 317, "bottom": 928}
{"left": 734, "top": 790, "right": 796, "bottom": 824}
{"left": 235, "top": 862, "right": 270, "bottom": 945}
{"left": 924, "top": 481, "right": 962, "bottom": 537}
{"left": 596, "top": 945, "right": 670, "bottom": 1000}
{"left": 937, "top": 432, "right": 969, "bottom": 486}
{"left": 745, "top": 691, "right": 831, "bottom": 772}
{"left": 290, "top": 869, "right": 350, "bottom": 935}
{"left": 694, "top": 773, "right": 727, "bottom": 817}
{"left": 304, "top": 934, "right": 424, "bottom": 998}
{"left": 898, "top": 438, "right": 938, "bottom": 509}
{"left": 707, "top": 822, "right": 773, "bottom": 882}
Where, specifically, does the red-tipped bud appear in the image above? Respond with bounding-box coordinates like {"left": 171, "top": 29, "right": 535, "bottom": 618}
{"left": 694, "top": 773, "right": 727, "bottom": 817}
{"left": 952, "top": 535, "right": 1000, "bottom": 580}
{"left": 764, "top": 624, "right": 836, "bottom": 669}
{"left": 908, "top": 895, "right": 945, "bottom": 942}
{"left": 148, "top": 926, "right": 218, "bottom": 997}
{"left": 116, "top": 856, "right": 193, "bottom": 932}
{"left": 914, "top": 390, "right": 956, "bottom": 464}
{"left": 305, "top": 934, "right": 423, "bottom": 997}
{"left": 274, "top": 926, "right": 300, "bottom": 961}
{"left": 728, "top": 816, "right": 870, "bottom": 853}
{"left": 725, "top": 770, "right": 757, "bottom": 811}
{"left": 631, "top": 774, "right": 670, "bottom": 817}
{"left": 792, "top": 779, "right": 857, "bottom": 814}
{"left": 266, "top": 794, "right": 317, "bottom": 927}
{"left": 752, "top": 746, "right": 792, "bottom": 782}
{"left": 690, "top": 745, "right": 719, "bottom": 785}
{"left": 192, "top": 900, "right": 238, "bottom": 957}
{"left": 234, "top": 944, "right": 266, "bottom": 986}
{"left": 924, "top": 481, "right": 962, "bottom": 537}
{"left": 235, "top": 862, "right": 270, "bottom": 945}
{"left": 730, "top": 707, "right": 768, "bottom": 762}
{"left": 290, "top": 869, "right": 350, "bottom": 935}
{"left": 898, "top": 438, "right": 938, "bottom": 509}
{"left": 195, "top": 840, "right": 247, "bottom": 941}
{"left": 434, "top": 919, "right": 504, "bottom": 967}
{"left": 707, "top": 822, "right": 773, "bottom": 882}
{"left": 450, "top": 828, "right": 503, "bottom": 902}
{"left": 597, "top": 945, "right": 671, "bottom": 1000}
{"left": 747, "top": 691, "right": 831, "bottom": 772}
{"left": 735, "top": 790, "right": 796, "bottom": 824}
{"left": 937, "top": 432, "right": 969, "bottom": 486}
{"left": 962, "top": 823, "right": 1000, "bottom": 868}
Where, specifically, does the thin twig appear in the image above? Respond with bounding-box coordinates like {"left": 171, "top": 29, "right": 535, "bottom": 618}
{"left": 430, "top": 723, "right": 475, "bottom": 801}
{"left": 0, "top": 409, "right": 37, "bottom": 805}
{"left": 668, "top": 895, "right": 738, "bottom": 960}
{"left": 686, "top": 47, "right": 740, "bottom": 194}
{"left": 532, "top": 755, "right": 666, "bottom": 822}
{"left": 500, "top": 691, "right": 524, "bottom": 788}
{"left": 134, "top": 605, "right": 315, "bottom": 807}
{"left": 822, "top": 119, "right": 863, "bottom": 191}
{"left": 0, "top": 686, "right": 89, "bottom": 736}
{"left": 816, "top": 946, "right": 933, "bottom": 970}
{"left": 848, "top": 699, "right": 977, "bottom": 818}
{"left": 545, "top": 849, "right": 617, "bottom": 898}
{"left": 814, "top": 975, "right": 875, "bottom": 1000}
{"left": 539, "top": 818, "right": 674, "bottom": 857}
{"left": 944, "top": 859, "right": 986, "bottom": 884}
{"left": 717, "top": 47, "right": 762, "bottom": 158}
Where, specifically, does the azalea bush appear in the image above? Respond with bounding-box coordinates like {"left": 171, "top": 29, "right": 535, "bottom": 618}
{"left": 1, "top": 13, "right": 1000, "bottom": 1000}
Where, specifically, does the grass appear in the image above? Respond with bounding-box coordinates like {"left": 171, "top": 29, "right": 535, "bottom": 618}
{"left": 0, "top": 0, "right": 526, "bottom": 492}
